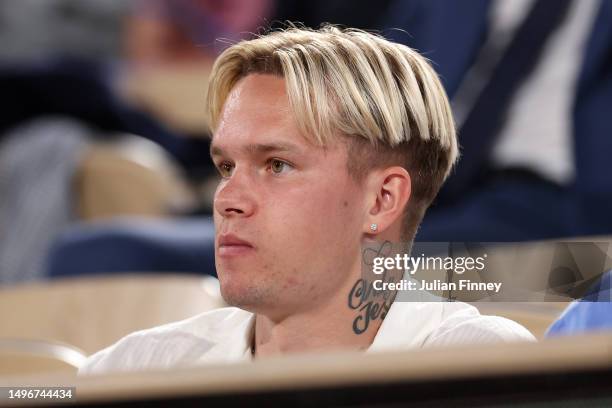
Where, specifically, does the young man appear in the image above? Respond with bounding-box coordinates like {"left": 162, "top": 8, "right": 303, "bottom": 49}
{"left": 79, "top": 26, "right": 533, "bottom": 375}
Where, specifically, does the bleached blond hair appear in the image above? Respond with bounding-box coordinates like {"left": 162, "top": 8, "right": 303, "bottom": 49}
{"left": 206, "top": 25, "right": 458, "bottom": 241}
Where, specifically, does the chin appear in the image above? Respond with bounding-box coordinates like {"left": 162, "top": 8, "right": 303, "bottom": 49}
{"left": 219, "top": 277, "right": 267, "bottom": 310}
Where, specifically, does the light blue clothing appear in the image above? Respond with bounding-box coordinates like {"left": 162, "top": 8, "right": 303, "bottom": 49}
{"left": 546, "top": 271, "right": 612, "bottom": 337}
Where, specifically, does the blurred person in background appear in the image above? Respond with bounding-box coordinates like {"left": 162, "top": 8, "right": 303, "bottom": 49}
{"left": 0, "top": 0, "right": 127, "bottom": 63}
{"left": 0, "top": 56, "right": 208, "bottom": 284}
{"left": 126, "top": 0, "right": 275, "bottom": 64}
{"left": 547, "top": 269, "right": 612, "bottom": 337}
{"left": 383, "top": 0, "right": 612, "bottom": 241}
{"left": 0, "top": 1, "right": 212, "bottom": 283}
{"left": 125, "top": 0, "right": 394, "bottom": 65}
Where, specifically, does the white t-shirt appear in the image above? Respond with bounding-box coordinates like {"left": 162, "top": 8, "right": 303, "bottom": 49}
{"left": 79, "top": 301, "right": 535, "bottom": 375}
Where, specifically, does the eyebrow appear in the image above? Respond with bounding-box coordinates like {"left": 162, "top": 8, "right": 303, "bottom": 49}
{"left": 209, "top": 142, "right": 302, "bottom": 158}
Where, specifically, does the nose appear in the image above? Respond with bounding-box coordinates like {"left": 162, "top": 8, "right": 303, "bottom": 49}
{"left": 213, "top": 169, "right": 256, "bottom": 218}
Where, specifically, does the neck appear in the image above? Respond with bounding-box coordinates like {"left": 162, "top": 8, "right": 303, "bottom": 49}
{"left": 252, "top": 270, "right": 395, "bottom": 358}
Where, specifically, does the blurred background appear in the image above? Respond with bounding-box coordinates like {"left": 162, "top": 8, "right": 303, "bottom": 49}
{"left": 1, "top": 0, "right": 612, "bottom": 379}
{"left": 0, "top": 0, "right": 402, "bottom": 285}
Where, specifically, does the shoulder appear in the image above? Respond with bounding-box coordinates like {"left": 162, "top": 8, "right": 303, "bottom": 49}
{"left": 547, "top": 300, "right": 612, "bottom": 336}
{"left": 371, "top": 302, "right": 535, "bottom": 351}
{"left": 424, "top": 302, "right": 536, "bottom": 347}
{"left": 78, "top": 307, "right": 252, "bottom": 375}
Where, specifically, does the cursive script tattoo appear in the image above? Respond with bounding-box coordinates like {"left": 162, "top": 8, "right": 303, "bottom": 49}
{"left": 348, "top": 240, "right": 401, "bottom": 335}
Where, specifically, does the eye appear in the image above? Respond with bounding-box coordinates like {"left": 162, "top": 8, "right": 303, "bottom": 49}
{"left": 216, "top": 161, "right": 234, "bottom": 178}
{"left": 268, "top": 159, "right": 293, "bottom": 175}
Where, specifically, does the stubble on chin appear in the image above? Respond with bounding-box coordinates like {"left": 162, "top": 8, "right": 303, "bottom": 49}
{"left": 219, "top": 278, "right": 271, "bottom": 310}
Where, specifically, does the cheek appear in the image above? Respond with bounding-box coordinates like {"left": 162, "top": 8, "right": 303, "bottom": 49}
{"left": 276, "top": 182, "right": 361, "bottom": 242}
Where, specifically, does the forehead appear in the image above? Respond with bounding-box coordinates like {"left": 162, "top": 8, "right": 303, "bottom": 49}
{"left": 212, "top": 74, "right": 297, "bottom": 146}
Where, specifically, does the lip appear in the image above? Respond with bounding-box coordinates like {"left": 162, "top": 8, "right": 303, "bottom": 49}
{"left": 217, "top": 233, "right": 255, "bottom": 257}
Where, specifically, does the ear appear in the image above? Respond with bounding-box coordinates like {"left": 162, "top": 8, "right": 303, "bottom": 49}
{"left": 364, "top": 166, "right": 411, "bottom": 236}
